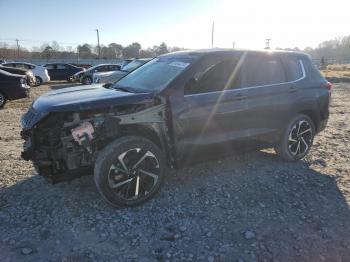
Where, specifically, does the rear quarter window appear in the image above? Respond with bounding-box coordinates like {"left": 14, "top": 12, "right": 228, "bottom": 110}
{"left": 302, "top": 58, "right": 324, "bottom": 80}
{"left": 284, "top": 56, "right": 304, "bottom": 81}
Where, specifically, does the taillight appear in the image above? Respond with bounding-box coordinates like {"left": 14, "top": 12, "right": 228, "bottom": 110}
{"left": 322, "top": 81, "right": 332, "bottom": 91}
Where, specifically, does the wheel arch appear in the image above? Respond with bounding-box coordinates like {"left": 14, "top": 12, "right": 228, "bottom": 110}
{"left": 119, "top": 123, "right": 163, "bottom": 150}
{"left": 298, "top": 109, "right": 319, "bottom": 132}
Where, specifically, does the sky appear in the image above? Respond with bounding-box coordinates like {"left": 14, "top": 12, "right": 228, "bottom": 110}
{"left": 0, "top": 0, "right": 349, "bottom": 51}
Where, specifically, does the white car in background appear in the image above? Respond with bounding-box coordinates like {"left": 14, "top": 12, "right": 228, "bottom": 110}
{"left": 93, "top": 58, "right": 152, "bottom": 84}
{"left": 2, "top": 62, "right": 50, "bottom": 86}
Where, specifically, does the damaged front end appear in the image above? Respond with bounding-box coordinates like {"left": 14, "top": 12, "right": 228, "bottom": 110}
{"left": 21, "top": 100, "right": 170, "bottom": 183}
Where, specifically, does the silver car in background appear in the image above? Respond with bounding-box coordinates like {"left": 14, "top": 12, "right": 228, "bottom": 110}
{"left": 2, "top": 62, "right": 50, "bottom": 86}
{"left": 93, "top": 58, "right": 152, "bottom": 84}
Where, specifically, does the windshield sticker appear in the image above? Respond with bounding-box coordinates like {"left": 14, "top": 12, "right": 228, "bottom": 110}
{"left": 169, "top": 61, "right": 190, "bottom": 68}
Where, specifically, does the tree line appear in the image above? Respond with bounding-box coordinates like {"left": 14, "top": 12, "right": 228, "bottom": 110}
{"left": 1, "top": 35, "right": 350, "bottom": 63}
{"left": 0, "top": 41, "right": 184, "bottom": 60}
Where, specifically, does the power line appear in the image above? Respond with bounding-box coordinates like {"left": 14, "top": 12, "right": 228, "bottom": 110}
{"left": 0, "top": 38, "right": 83, "bottom": 46}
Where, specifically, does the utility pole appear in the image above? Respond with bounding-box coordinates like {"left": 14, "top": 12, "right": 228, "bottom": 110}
{"left": 15, "top": 39, "right": 20, "bottom": 59}
{"left": 76, "top": 46, "right": 80, "bottom": 64}
{"left": 211, "top": 21, "right": 214, "bottom": 48}
{"left": 96, "top": 29, "right": 101, "bottom": 59}
{"left": 265, "top": 38, "right": 271, "bottom": 49}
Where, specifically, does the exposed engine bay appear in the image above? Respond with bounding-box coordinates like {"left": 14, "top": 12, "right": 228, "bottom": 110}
{"left": 21, "top": 102, "right": 172, "bottom": 183}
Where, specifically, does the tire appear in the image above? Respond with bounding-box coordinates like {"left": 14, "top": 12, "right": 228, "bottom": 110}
{"left": 0, "top": 92, "right": 6, "bottom": 108}
{"left": 274, "top": 114, "right": 315, "bottom": 161}
{"left": 82, "top": 76, "right": 92, "bottom": 85}
{"left": 35, "top": 76, "right": 42, "bottom": 86}
{"left": 94, "top": 136, "right": 165, "bottom": 207}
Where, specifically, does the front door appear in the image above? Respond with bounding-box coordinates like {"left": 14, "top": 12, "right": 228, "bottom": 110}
{"left": 169, "top": 54, "right": 254, "bottom": 158}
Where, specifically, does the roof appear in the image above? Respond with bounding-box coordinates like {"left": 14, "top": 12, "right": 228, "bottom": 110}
{"left": 164, "top": 48, "right": 308, "bottom": 57}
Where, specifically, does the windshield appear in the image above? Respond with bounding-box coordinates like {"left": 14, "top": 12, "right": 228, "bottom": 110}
{"left": 114, "top": 55, "right": 199, "bottom": 92}
{"left": 121, "top": 60, "right": 145, "bottom": 72}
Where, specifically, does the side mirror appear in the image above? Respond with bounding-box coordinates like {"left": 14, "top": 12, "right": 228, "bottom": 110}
{"left": 103, "top": 82, "right": 113, "bottom": 88}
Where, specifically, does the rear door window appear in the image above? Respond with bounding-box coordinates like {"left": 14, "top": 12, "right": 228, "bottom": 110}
{"left": 15, "top": 64, "right": 26, "bottom": 69}
{"left": 109, "top": 65, "right": 120, "bottom": 71}
{"left": 241, "top": 54, "right": 286, "bottom": 87}
{"left": 97, "top": 65, "right": 108, "bottom": 72}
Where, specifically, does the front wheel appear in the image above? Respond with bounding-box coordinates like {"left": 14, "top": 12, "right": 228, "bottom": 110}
{"left": 94, "top": 136, "right": 165, "bottom": 207}
{"left": 274, "top": 114, "right": 315, "bottom": 161}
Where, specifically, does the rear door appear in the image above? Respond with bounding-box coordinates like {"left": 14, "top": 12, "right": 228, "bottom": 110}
{"left": 56, "top": 64, "right": 70, "bottom": 80}
{"left": 238, "top": 53, "right": 303, "bottom": 142}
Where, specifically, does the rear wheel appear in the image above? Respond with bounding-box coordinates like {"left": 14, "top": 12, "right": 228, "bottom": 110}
{"left": 0, "top": 92, "right": 6, "bottom": 108}
{"left": 94, "top": 136, "right": 165, "bottom": 207}
{"left": 275, "top": 114, "right": 315, "bottom": 161}
{"left": 82, "top": 76, "right": 92, "bottom": 85}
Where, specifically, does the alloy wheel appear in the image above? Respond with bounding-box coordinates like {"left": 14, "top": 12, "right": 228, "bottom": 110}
{"left": 107, "top": 148, "right": 160, "bottom": 201}
{"left": 288, "top": 120, "right": 313, "bottom": 157}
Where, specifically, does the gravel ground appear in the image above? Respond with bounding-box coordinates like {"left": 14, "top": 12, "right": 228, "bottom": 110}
{"left": 0, "top": 82, "right": 349, "bottom": 262}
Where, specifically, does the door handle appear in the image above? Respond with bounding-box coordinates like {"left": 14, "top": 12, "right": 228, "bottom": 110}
{"left": 289, "top": 86, "right": 297, "bottom": 92}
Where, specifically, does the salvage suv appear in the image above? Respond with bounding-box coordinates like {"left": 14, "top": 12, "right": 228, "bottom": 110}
{"left": 21, "top": 49, "right": 331, "bottom": 207}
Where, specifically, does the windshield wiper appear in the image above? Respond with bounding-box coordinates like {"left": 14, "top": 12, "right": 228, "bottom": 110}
{"left": 113, "top": 86, "right": 134, "bottom": 93}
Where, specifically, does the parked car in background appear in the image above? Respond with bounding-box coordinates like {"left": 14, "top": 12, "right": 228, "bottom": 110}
{"left": 3, "top": 62, "right": 50, "bottom": 86}
{"left": 120, "top": 59, "right": 133, "bottom": 68}
{"left": 93, "top": 58, "right": 152, "bottom": 84}
{"left": 20, "top": 49, "right": 331, "bottom": 207}
{"left": 43, "top": 63, "right": 85, "bottom": 81}
{"left": 0, "top": 59, "right": 6, "bottom": 64}
{"left": 72, "top": 64, "right": 121, "bottom": 85}
{"left": 0, "top": 65, "right": 36, "bottom": 86}
{"left": 0, "top": 69, "right": 30, "bottom": 108}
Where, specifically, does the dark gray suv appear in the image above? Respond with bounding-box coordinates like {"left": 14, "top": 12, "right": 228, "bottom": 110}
{"left": 21, "top": 49, "right": 331, "bottom": 207}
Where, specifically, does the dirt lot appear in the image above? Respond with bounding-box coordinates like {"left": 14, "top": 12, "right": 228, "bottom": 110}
{"left": 0, "top": 82, "right": 349, "bottom": 262}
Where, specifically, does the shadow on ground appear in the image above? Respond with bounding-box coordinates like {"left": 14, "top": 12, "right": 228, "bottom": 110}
{"left": 48, "top": 81, "right": 82, "bottom": 90}
{"left": 1, "top": 150, "right": 349, "bottom": 261}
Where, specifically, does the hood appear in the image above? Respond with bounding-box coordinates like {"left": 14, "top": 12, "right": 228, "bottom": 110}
{"left": 32, "top": 84, "right": 154, "bottom": 114}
